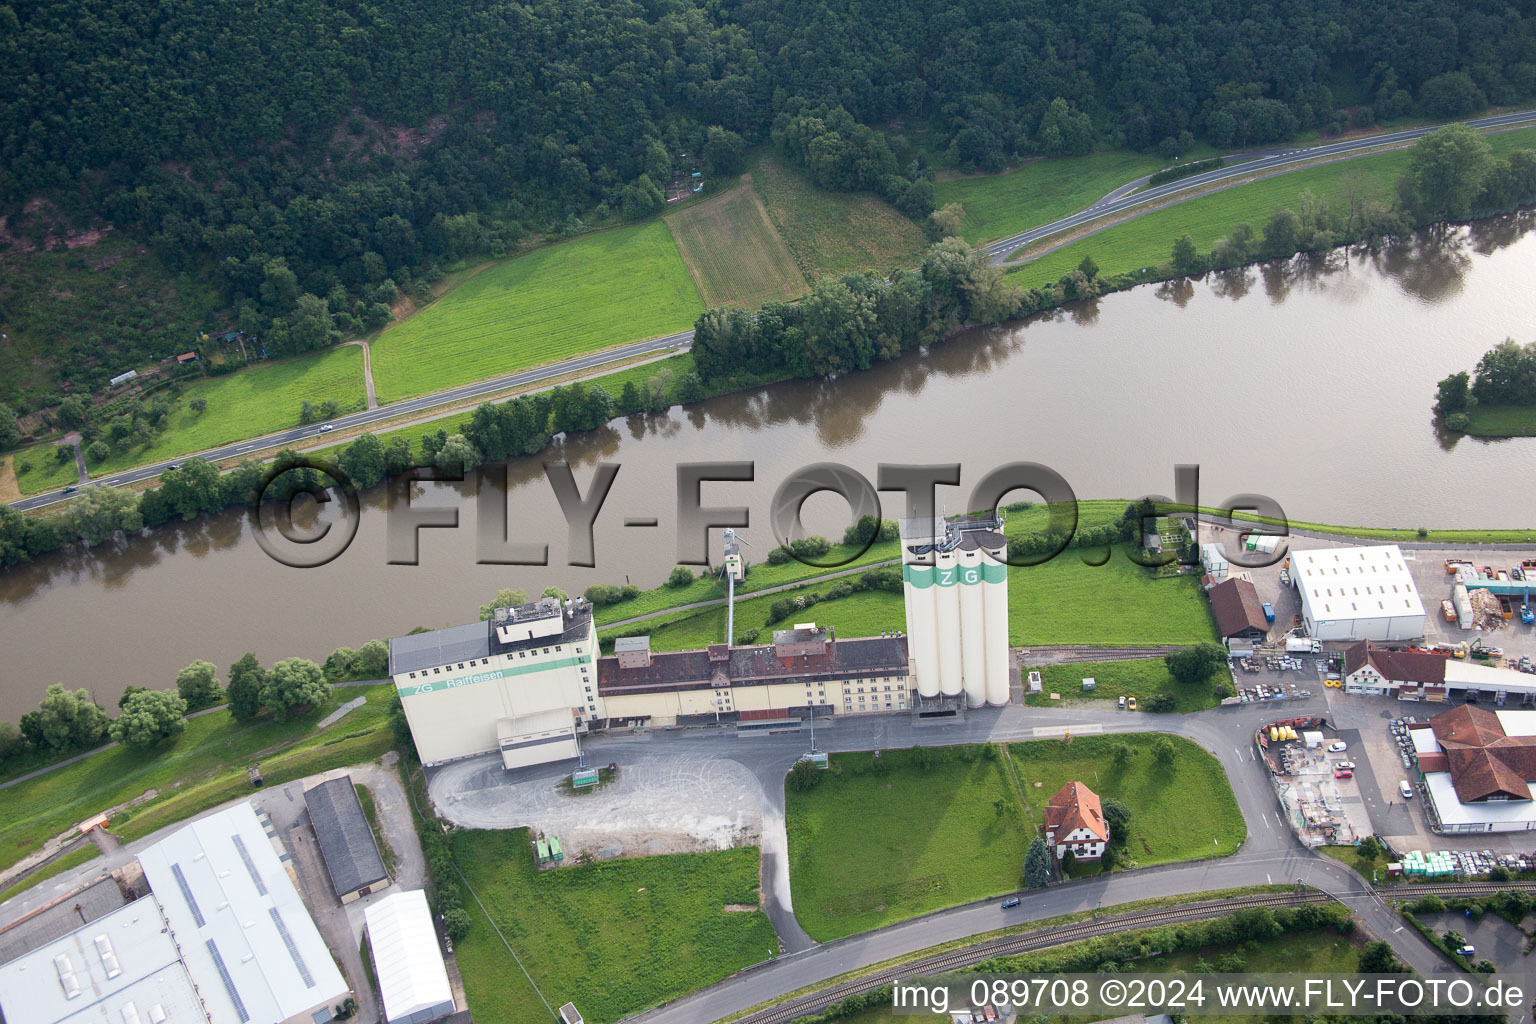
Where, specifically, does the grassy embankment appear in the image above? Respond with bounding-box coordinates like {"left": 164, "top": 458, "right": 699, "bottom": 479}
{"left": 370, "top": 221, "right": 704, "bottom": 403}
{"left": 450, "top": 828, "right": 775, "bottom": 1024}
{"left": 0, "top": 684, "right": 395, "bottom": 875}
{"left": 6, "top": 445, "right": 80, "bottom": 495}
{"left": 834, "top": 928, "right": 1357, "bottom": 1024}
{"left": 1008, "top": 124, "right": 1536, "bottom": 286}
{"left": 931, "top": 150, "right": 1167, "bottom": 244}
{"left": 0, "top": 846, "right": 101, "bottom": 905}
{"left": 1211, "top": 507, "right": 1536, "bottom": 545}
{"left": 354, "top": 781, "right": 399, "bottom": 877}
{"left": 665, "top": 181, "right": 807, "bottom": 307}
{"left": 599, "top": 500, "right": 1217, "bottom": 652}
{"left": 786, "top": 734, "right": 1243, "bottom": 941}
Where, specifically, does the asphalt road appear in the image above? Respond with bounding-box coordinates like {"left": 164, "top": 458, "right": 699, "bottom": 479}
{"left": 9, "top": 330, "right": 692, "bottom": 512}
{"left": 984, "top": 107, "right": 1536, "bottom": 265}
{"left": 13, "top": 109, "right": 1536, "bottom": 515}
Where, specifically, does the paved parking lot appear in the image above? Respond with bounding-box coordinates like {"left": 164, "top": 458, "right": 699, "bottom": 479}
{"left": 1417, "top": 911, "right": 1531, "bottom": 976}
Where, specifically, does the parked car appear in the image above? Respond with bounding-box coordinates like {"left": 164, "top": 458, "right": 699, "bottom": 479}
{"left": 1335, "top": 761, "right": 1355, "bottom": 770}
{"left": 1127, "top": 696, "right": 1137, "bottom": 711}
{"left": 1118, "top": 695, "right": 1127, "bottom": 709}
{"left": 1400, "top": 780, "right": 1414, "bottom": 799}
{"left": 1002, "top": 897, "right": 1021, "bottom": 909}
{"left": 1328, "top": 741, "right": 1348, "bottom": 752}
{"left": 1334, "top": 768, "right": 1353, "bottom": 779}
{"left": 1456, "top": 944, "right": 1476, "bottom": 957}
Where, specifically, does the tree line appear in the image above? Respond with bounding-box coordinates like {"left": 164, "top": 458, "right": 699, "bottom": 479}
{"left": 0, "top": 642, "right": 392, "bottom": 775}
{"left": 4, "top": 0, "right": 1536, "bottom": 408}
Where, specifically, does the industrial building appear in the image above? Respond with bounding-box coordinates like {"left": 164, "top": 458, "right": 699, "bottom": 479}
{"left": 1411, "top": 706, "right": 1536, "bottom": 833}
{"left": 1291, "top": 544, "right": 1425, "bottom": 641}
{"left": 364, "top": 890, "right": 455, "bottom": 1024}
{"left": 388, "top": 597, "right": 598, "bottom": 767}
{"left": 1206, "top": 577, "right": 1269, "bottom": 643}
{"left": 305, "top": 776, "right": 390, "bottom": 903}
{"left": 597, "top": 627, "right": 912, "bottom": 726}
{"left": 1342, "top": 641, "right": 1536, "bottom": 702}
{"left": 1042, "top": 781, "right": 1109, "bottom": 860}
{"left": 0, "top": 896, "right": 204, "bottom": 1024}
{"left": 900, "top": 512, "right": 1011, "bottom": 708}
{"left": 1, "top": 803, "right": 351, "bottom": 1024}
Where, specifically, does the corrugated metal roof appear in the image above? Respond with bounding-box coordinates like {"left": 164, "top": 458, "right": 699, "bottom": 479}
{"left": 305, "top": 777, "right": 388, "bottom": 898}
{"left": 365, "top": 890, "right": 454, "bottom": 1024}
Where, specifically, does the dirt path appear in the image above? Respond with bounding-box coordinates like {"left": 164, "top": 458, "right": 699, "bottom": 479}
{"left": 346, "top": 340, "right": 378, "bottom": 409}
{"left": 64, "top": 432, "right": 87, "bottom": 483}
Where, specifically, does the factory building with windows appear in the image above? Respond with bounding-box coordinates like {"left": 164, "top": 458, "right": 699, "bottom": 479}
{"left": 596, "top": 627, "right": 913, "bottom": 726}
{"left": 390, "top": 512, "right": 1014, "bottom": 767}
{"left": 388, "top": 597, "right": 600, "bottom": 767}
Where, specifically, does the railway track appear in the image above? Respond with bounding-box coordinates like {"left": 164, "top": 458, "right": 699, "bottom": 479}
{"left": 728, "top": 881, "right": 1536, "bottom": 1024}
{"left": 733, "top": 891, "right": 1330, "bottom": 1024}
{"left": 1021, "top": 645, "right": 1184, "bottom": 664}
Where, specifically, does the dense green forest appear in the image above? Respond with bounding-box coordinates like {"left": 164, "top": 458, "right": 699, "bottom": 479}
{"left": 2, "top": 0, "right": 1535, "bottom": 405}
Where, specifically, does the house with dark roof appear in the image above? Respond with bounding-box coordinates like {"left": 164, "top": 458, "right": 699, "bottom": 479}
{"left": 306, "top": 775, "right": 390, "bottom": 903}
{"left": 1042, "top": 781, "right": 1109, "bottom": 860}
{"left": 1343, "top": 642, "right": 1449, "bottom": 698}
{"left": 1207, "top": 577, "right": 1269, "bottom": 642}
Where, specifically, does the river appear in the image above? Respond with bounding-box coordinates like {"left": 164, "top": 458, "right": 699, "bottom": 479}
{"left": 4, "top": 218, "right": 1536, "bottom": 720}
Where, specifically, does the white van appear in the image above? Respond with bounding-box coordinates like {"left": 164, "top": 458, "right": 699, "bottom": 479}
{"left": 1400, "top": 780, "right": 1414, "bottom": 799}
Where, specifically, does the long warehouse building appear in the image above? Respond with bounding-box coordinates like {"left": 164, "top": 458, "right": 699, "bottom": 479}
{"left": 1291, "top": 544, "right": 1426, "bottom": 642}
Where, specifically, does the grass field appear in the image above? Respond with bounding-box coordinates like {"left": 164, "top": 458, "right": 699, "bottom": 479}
{"left": 665, "top": 182, "right": 807, "bottom": 307}
{"left": 1007, "top": 733, "right": 1245, "bottom": 868}
{"left": 68, "top": 346, "right": 367, "bottom": 485}
{"left": 0, "top": 684, "right": 394, "bottom": 871}
{"left": 451, "top": 829, "right": 776, "bottom": 1024}
{"left": 370, "top": 221, "right": 703, "bottom": 403}
{"left": 1027, "top": 659, "right": 1223, "bottom": 713}
{"left": 7, "top": 444, "right": 80, "bottom": 495}
{"left": 750, "top": 153, "right": 930, "bottom": 282}
{"left": 786, "top": 748, "right": 1033, "bottom": 941}
{"left": 1011, "top": 124, "right": 1536, "bottom": 287}
{"left": 932, "top": 151, "right": 1166, "bottom": 244}
{"left": 1214, "top": 508, "right": 1536, "bottom": 544}
{"left": 1462, "top": 403, "right": 1536, "bottom": 438}
{"left": 787, "top": 734, "right": 1242, "bottom": 941}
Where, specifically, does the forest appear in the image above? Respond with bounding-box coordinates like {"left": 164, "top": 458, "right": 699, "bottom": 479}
{"left": 2, "top": 0, "right": 1535, "bottom": 403}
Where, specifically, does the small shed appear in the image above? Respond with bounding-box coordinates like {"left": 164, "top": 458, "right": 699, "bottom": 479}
{"left": 549, "top": 836, "right": 564, "bottom": 863}
{"left": 365, "top": 889, "right": 456, "bottom": 1024}
{"left": 305, "top": 776, "right": 390, "bottom": 903}
{"left": 1026, "top": 671, "right": 1042, "bottom": 693}
{"left": 1302, "top": 730, "right": 1325, "bottom": 749}
{"left": 536, "top": 837, "right": 551, "bottom": 865}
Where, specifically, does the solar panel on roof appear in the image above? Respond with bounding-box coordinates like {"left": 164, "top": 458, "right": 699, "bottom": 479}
{"left": 205, "top": 939, "right": 251, "bottom": 1023}
{"left": 269, "top": 908, "right": 315, "bottom": 987}
{"left": 231, "top": 834, "right": 268, "bottom": 895}
{"left": 170, "top": 863, "right": 205, "bottom": 926}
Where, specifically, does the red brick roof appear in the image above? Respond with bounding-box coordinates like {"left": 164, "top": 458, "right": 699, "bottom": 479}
{"left": 1043, "top": 781, "right": 1108, "bottom": 843}
{"left": 1207, "top": 578, "right": 1268, "bottom": 638}
{"left": 1429, "top": 704, "right": 1536, "bottom": 803}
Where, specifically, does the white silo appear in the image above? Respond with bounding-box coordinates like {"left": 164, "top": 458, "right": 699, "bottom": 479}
{"left": 933, "top": 547, "right": 965, "bottom": 697}
{"left": 902, "top": 560, "right": 941, "bottom": 698}
{"left": 982, "top": 535, "right": 1011, "bottom": 706}
{"left": 958, "top": 547, "right": 989, "bottom": 708}
{"left": 900, "top": 512, "right": 1011, "bottom": 706}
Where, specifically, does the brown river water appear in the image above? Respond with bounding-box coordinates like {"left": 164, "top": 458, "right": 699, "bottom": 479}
{"left": 3, "top": 219, "right": 1536, "bottom": 719}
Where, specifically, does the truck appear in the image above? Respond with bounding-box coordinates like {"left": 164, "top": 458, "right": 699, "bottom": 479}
{"left": 1262, "top": 602, "right": 1276, "bottom": 623}
{"left": 1285, "top": 637, "right": 1321, "bottom": 654}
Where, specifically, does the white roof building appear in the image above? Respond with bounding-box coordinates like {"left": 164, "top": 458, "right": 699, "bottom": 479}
{"left": 136, "top": 803, "right": 349, "bottom": 1024}
{"left": 1291, "top": 545, "right": 1425, "bottom": 641}
{"left": 363, "top": 890, "right": 455, "bottom": 1024}
{"left": 0, "top": 897, "right": 204, "bottom": 1024}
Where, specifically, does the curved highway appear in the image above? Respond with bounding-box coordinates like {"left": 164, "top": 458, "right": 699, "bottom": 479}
{"left": 985, "top": 107, "right": 1536, "bottom": 265}
{"left": 11, "top": 109, "right": 1536, "bottom": 514}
